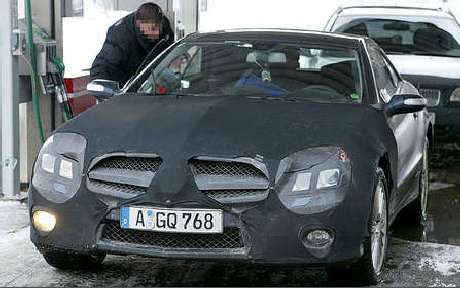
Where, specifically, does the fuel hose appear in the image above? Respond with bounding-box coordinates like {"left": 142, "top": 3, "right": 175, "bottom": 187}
{"left": 25, "top": 0, "right": 45, "bottom": 143}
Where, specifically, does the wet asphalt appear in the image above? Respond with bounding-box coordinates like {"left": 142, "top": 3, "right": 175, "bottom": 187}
{"left": 392, "top": 143, "right": 460, "bottom": 246}
{"left": 0, "top": 144, "right": 459, "bottom": 287}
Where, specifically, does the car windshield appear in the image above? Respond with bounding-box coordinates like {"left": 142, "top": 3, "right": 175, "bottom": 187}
{"left": 335, "top": 18, "right": 460, "bottom": 57}
{"left": 135, "top": 41, "right": 364, "bottom": 104}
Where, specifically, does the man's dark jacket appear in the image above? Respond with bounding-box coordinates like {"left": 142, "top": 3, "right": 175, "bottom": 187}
{"left": 90, "top": 12, "right": 174, "bottom": 87}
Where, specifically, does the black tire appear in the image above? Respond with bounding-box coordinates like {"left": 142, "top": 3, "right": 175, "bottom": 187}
{"left": 327, "top": 168, "right": 388, "bottom": 286}
{"left": 41, "top": 248, "right": 106, "bottom": 270}
{"left": 404, "top": 137, "right": 430, "bottom": 224}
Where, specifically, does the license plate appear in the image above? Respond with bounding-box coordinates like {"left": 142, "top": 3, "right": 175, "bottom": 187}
{"left": 120, "top": 206, "right": 223, "bottom": 234}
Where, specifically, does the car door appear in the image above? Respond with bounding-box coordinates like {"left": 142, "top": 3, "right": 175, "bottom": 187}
{"left": 383, "top": 53, "right": 425, "bottom": 193}
{"left": 367, "top": 43, "right": 419, "bottom": 206}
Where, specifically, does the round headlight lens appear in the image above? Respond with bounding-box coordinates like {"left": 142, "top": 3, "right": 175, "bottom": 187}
{"left": 32, "top": 210, "right": 56, "bottom": 233}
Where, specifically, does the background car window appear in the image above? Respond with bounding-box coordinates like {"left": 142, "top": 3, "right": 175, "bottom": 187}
{"left": 336, "top": 18, "right": 460, "bottom": 57}
{"left": 137, "top": 42, "right": 364, "bottom": 104}
{"left": 367, "top": 43, "right": 397, "bottom": 102}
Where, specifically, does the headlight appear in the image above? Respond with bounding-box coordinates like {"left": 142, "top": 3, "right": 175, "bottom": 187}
{"left": 450, "top": 88, "right": 460, "bottom": 102}
{"left": 317, "top": 169, "right": 340, "bottom": 189}
{"left": 276, "top": 147, "right": 352, "bottom": 214}
{"left": 32, "top": 133, "right": 87, "bottom": 203}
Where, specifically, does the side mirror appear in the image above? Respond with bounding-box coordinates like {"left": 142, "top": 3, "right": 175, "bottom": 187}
{"left": 385, "top": 94, "right": 427, "bottom": 117}
{"left": 86, "top": 79, "right": 120, "bottom": 101}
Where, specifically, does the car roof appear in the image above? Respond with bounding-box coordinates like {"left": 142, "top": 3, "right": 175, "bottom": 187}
{"left": 337, "top": 0, "right": 453, "bottom": 18}
{"left": 187, "top": 29, "right": 366, "bottom": 48}
{"left": 340, "top": 0, "right": 446, "bottom": 10}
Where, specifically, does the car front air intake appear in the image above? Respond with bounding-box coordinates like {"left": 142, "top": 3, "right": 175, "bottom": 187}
{"left": 87, "top": 155, "right": 162, "bottom": 199}
{"left": 189, "top": 158, "right": 270, "bottom": 204}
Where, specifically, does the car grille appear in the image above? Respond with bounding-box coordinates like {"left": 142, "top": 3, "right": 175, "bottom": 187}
{"left": 88, "top": 180, "right": 148, "bottom": 195}
{"left": 101, "top": 221, "right": 244, "bottom": 249}
{"left": 87, "top": 156, "right": 162, "bottom": 198}
{"left": 190, "top": 160, "right": 266, "bottom": 177}
{"left": 203, "top": 189, "right": 269, "bottom": 203}
{"left": 190, "top": 159, "right": 269, "bottom": 204}
{"left": 95, "top": 156, "right": 162, "bottom": 172}
{"left": 419, "top": 89, "right": 441, "bottom": 107}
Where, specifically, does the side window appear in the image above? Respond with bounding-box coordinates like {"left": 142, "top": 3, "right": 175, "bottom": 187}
{"left": 183, "top": 47, "right": 202, "bottom": 78}
{"left": 138, "top": 46, "right": 202, "bottom": 94}
{"left": 368, "top": 44, "right": 397, "bottom": 102}
{"left": 383, "top": 56, "right": 400, "bottom": 88}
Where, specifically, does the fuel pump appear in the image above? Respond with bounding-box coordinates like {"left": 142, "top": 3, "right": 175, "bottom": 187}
{"left": 42, "top": 46, "right": 74, "bottom": 121}
{"left": 20, "top": 18, "right": 74, "bottom": 134}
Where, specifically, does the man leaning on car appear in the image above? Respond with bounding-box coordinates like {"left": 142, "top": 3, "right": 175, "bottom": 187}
{"left": 90, "top": 2, "right": 174, "bottom": 87}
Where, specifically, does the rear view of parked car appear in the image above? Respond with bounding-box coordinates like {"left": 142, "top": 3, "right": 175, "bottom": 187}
{"left": 326, "top": 3, "right": 460, "bottom": 141}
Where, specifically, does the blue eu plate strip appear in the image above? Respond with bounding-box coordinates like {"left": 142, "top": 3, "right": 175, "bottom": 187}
{"left": 120, "top": 206, "right": 130, "bottom": 228}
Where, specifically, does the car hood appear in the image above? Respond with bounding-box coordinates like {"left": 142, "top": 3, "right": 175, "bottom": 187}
{"left": 388, "top": 54, "right": 460, "bottom": 79}
{"left": 59, "top": 94, "right": 392, "bottom": 172}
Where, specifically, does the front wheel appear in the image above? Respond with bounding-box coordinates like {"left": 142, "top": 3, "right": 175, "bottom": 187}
{"left": 327, "top": 168, "right": 388, "bottom": 285}
{"left": 405, "top": 137, "right": 430, "bottom": 223}
{"left": 41, "top": 248, "right": 106, "bottom": 270}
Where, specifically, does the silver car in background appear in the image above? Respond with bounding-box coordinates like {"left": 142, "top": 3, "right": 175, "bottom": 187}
{"left": 326, "top": 2, "right": 460, "bottom": 141}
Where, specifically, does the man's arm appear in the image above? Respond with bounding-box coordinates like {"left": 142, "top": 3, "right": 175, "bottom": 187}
{"left": 90, "top": 24, "right": 128, "bottom": 85}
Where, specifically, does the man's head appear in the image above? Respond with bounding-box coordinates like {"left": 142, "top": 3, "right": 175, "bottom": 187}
{"left": 135, "top": 3, "right": 163, "bottom": 41}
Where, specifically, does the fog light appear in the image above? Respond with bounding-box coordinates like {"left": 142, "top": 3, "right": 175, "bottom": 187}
{"left": 305, "top": 229, "right": 333, "bottom": 247}
{"left": 32, "top": 210, "right": 56, "bottom": 232}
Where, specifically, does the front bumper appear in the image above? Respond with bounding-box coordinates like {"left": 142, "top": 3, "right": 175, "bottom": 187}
{"left": 29, "top": 182, "right": 369, "bottom": 266}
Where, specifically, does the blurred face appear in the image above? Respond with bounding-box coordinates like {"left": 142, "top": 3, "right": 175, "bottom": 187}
{"left": 136, "top": 20, "right": 161, "bottom": 41}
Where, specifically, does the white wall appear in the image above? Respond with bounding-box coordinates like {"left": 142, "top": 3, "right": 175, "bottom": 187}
{"left": 63, "top": 12, "right": 129, "bottom": 77}
{"left": 63, "top": 0, "right": 171, "bottom": 77}
{"left": 198, "top": 0, "right": 460, "bottom": 32}
{"left": 64, "top": 0, "right": 460, "bottom": 77}
{"left": 199, "top": 0, "right": 341, "bottom": 31}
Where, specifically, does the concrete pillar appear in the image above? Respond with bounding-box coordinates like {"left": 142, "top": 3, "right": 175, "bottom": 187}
{"left": 177, "top": 0, "right": 198, "bottom": 36}
{"left": 0, "top": 0, "right": 20, "bottom": 198}
{"left": 19, "top": 0, "right": 63, "bottom": 186}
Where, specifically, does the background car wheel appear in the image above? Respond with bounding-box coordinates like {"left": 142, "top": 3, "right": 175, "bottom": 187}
{"left": 408, "top": 138, "right": 430, "bottom": 224}
{"left": 327, "top": 167, "right": 388, "bottom": 286}
{"left": 41, "top": 248, "right": 106, "bottom": 270}
{"left": 404, "top": 137, "right": 430, "bottom": 224}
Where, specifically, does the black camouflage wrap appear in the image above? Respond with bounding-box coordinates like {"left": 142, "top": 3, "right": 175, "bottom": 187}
{"left": 29, "top": 92, "right": 398, "bottom": 264}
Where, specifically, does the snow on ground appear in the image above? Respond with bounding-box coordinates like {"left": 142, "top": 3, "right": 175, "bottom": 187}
{"left": 383, "top": 239, "right": 460, "bottom": 287}
{"left": 0, "top": 201, "right": 24, "bottom": 207}
{"left": 419, "top": 243, "right": 460, "bottom": 276}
